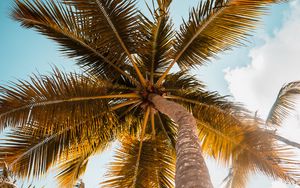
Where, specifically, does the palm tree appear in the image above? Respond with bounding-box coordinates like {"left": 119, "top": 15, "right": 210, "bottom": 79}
{"left": 265, "top": 81, "right": 300, "bottom": 149}
{"left": 267, "top": 81, "right": 300, "bottom": 126}
{"left": 0, "top": 0, "right": 299, "bottom": 187}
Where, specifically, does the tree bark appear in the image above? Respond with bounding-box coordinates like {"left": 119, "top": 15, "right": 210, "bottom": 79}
{"left": 149, "top": 94, "right": 213, "bottom": 188}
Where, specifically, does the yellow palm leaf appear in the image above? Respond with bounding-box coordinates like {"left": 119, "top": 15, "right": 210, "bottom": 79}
{"left": 100, "top": 134, "right": 175, "bottom": 188}
{"left": 173, "top": 0, "right": 287, "bottom": 69}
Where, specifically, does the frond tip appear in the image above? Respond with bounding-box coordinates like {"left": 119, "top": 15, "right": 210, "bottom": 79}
{"left": 224, "top": 127, "right": 300, "bottom": 188}
{"left": 55, "top": 138, "right": 102, "bottom": 188}
{"left": 267, "top": 81, "right": 300, "bottom": 126}
{"left": 100, "top": 135, "right": 175, "bottom": 188}
{"left": 173, "top": 0, "right": 287, "bottom": 69}
{"left": 0, "top": 68, "right": 112, "bottom": 132}
{"left": 12, "top": 0, "right": 137, "bottom": 81}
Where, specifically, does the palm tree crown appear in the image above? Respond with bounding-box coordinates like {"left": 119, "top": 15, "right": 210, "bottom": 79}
{"left": 1, "top": 0, "right": 300, "bottom": 187}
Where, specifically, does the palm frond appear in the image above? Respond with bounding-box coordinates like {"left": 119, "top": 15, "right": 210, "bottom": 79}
{"left": 56, "top": 156, "right": 88, "bottom": 188}
{"left": 224, "top": 127, "right": 300, "bottom": 188}
{"left": 115, "top": 103, "right": 177, "bottom": 150}
{"left": 12, "top": 0, "right": 135, "bottom": 82}
{"left": 0, "top": 68, "right": 132, "bottom": 132}
{"left": 162, "top": 71, "right": 205, "bottom": 92}
{"left": 64, "top": 0, "right": 146, "bottom": 85}
{"left": 55, "top": 137, "right": 102, "bottom": 188}
{"left": 138, "top": 1, "right": 174, "bottom": 82}
{"left": 133, "top": 107, "right": 151, "bottom": 187}
{"left": 0, "top": 126, "right": 51, "bottom": 177}
{"left": 65, "top": 0, "right": 142, "bottom": 55}
{"left": 163, "top": 81, "right": 252, "bottom": 163}
{"left": 100, "top": 134, "right": 175, "bottom": 188}
{"left": 0, "top": 110, "right": 116, "bottom": 179}
{"left": 267, "top": 81, "right": 300, "bottom": 126}
{"left": 266, "top": 130, "right": 300, "bottom": 150}
{"left": 167, "top": 89, "right": 300, "bottom": 185}
{"left": 192, "top": 107, "right": 257, "bottom": 166}
{"left": 193, "top": 106, "right": 247, "bottom": 163}
{"left": 174, "top": 0, "right": 287, "bottom": 69}
{"left": 156, "top": 112, "right": 177, "bottom": 150}
{"left": 156, "top": 0, "right": 287, "bottom": 85}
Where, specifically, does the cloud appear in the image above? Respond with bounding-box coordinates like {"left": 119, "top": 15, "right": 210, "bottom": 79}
{"left": 224, "top": 0, "right": 300, "bottom": 119}
{"left": 270, "top": 181, "right": 289, "bottom": 188}
{"left": 225, "top": 1, "right": 300, "bottom": 187}
{"left": 271, "top": 181, "right": 300, "bottom": 188}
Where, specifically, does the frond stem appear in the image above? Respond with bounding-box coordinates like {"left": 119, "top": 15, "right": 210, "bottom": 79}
{"left": 132, "top": 107, "right": 150, "bottom": 187}
{"left": 95, "top": 0, "right": 147, "bottom": 87}
{"left": 265, "top": 130, "right": 300, "bottom": 149}
{"left": 15, "top": 17, "right": 139, "bottom": 86}
{"left": 0, "top": 93, "right": 140, "bottom": 119}
{"left": 110, "top": 99, "right": 141, "bottom": 111}
{"left": 151, "top": 109, "right": 156, "bottom": 138}
{"left": 156, "top": 6, "right": 224, "bottom": 87}
{"left": 164, "top": 95, "right": 217, "bottom": 109}
{"left": 164, "top": 95, "right": 249, "bottom": 126}
{"left": 165, "top": 94, "right": 247, "bottom": 131}
{"left": 118, "top": 102, "right": 143, "bottom": 118}
{"left": 157, "top": 112, "right": 175, "bottom": 150}
{"left": 150, "top": 13, "right": 164, "bottom": 83}
{"left": 9, "top": 108, "right": 120, "bottom": 168}
{"left": 151, "top": 109, "right": 160, "bottom": 187}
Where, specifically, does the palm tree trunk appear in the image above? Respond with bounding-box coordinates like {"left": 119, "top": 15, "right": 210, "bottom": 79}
{"left": 149, "top": 94, "right": 213, "bottom": 188}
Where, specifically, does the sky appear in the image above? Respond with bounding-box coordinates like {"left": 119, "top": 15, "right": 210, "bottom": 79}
{"left": 1, "top": 0, "right": 300, "bottom": 187}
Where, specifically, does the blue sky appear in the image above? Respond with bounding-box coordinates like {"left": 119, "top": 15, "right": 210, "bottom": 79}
{"left": 1, "top": 0, "right": 300, "bottom": 187}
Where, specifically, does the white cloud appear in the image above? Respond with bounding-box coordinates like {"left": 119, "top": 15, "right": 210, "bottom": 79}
{"left": 224, "top": 0, "right": 300, "bottom": 148}
{"left": 225, "top": 1, "right": 300, "bottom": 187}
{"left": 224, "top": 0, "right": 300, "bottom": 119}
{"left": 271, "top": 181, "right": 289, "bottom": 188}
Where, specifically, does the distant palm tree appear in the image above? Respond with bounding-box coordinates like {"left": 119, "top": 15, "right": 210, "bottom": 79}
{"left": 0, "top": 0, "right": 299, "bottom": 187}
{"left": 267, "top": 81, "right": 300, "bottom": 126}
{"left": 265, "top": 81, "right": 300, "bottom": 149}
